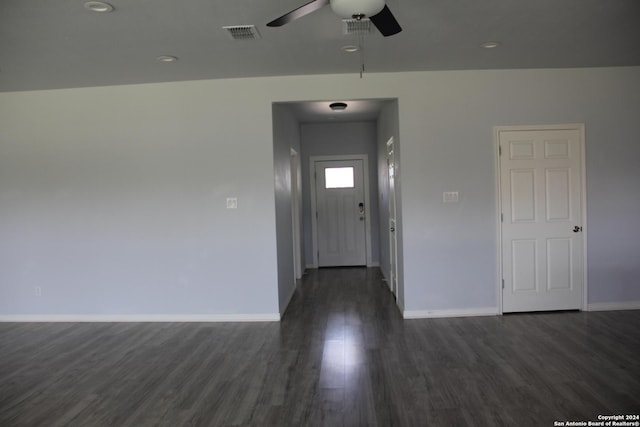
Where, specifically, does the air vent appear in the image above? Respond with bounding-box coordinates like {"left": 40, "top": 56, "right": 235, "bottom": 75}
{"left": 342, "top": 18, "right": 371, "bottom": 35}
{"left": 223, "top": 25, "right": 261, "bottom": 40}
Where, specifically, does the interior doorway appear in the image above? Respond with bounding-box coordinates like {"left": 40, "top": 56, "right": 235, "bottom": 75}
{"left": 271, "top": 98, "right": 403, "bottom": 313}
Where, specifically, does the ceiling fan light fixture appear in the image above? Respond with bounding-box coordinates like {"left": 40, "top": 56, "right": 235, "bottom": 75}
{"left": 267, "top": 0, "right": 401, "bottom": 37}
{"left": 329, "top": 102, "right": 348, "bottom": 111}
{"left": 330, "top": 0, "right": 385, "bottom": 19}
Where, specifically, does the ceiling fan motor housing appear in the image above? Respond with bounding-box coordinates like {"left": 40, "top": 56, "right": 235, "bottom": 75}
{"left": 330, "top": 0, "right": 385, "bottom": 19}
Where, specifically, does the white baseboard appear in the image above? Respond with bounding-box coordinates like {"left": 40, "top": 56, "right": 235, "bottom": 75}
{"left": 0, "top": 313, "right": 281, "bottom": 323}
{"left": 404, "top": 307, "right": 499, "bottom": 319}
{"left": 303, "top": 264, "right": 379, "bottom": 269}
{"left": 587, "top": 300, "right": 640, "bottom": 312}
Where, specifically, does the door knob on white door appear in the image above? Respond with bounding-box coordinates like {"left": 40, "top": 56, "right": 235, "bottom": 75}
{"left": 573, "top": 226, "right": 583, "bottom": 232}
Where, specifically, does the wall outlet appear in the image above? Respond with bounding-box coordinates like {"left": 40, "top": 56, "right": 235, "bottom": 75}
{"left": 34, "top": 286, "right": 42, "bottom": 297}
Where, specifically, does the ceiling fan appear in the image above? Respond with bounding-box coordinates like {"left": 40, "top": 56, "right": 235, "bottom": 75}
{"left": 267, "top": 0, "right": 402, "bottom": 37}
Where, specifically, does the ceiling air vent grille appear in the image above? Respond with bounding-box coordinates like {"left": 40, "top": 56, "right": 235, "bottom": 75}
{"left": 223, "top": 25, "right": 261, "bottom": 40}
{"left": 342, "top": 18, "right": 371, "bottom": 35}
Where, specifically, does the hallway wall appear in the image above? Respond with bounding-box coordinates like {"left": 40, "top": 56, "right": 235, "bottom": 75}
{"left": 272, "top": 104, "right": 302, "bottom": 317}
{"left": 299, "top": 121, "right": 380, "bottom": 268}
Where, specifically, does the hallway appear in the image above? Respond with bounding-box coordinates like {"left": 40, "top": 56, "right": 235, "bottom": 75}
{"left": 1, "top": 268, "right": 639, "bottom": 426}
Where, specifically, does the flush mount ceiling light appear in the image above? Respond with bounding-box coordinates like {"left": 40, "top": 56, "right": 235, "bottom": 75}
{"left": 331, "top": 0, "right": 385, "bottom": 20}
{"left": 329, "top": 102, "right": 348, "bottom": 111}
{"left": 341, "top": 45, "right": 360, "bottom": 53}
{"left": 84, "top": 1, "right": 114, "bottom": 12}
{"left": 156, "top": 55, "right": 178, "bottom": 62}
{"left": 480, "top": 41, "right": 501, "bottom": 49}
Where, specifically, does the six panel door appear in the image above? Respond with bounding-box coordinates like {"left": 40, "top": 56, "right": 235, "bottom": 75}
{"left": 500, "top": 128, "right": 584, "bottom": 312}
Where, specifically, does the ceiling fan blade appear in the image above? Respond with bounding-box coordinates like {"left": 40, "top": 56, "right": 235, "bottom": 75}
{"left": 267, "top": 0, "right": 330, "bottom": 27}
{"left": 369, "top": 5, "right": 402, "bottom": 36}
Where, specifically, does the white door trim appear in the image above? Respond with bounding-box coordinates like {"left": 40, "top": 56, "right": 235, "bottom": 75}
{"left": 495, "top": 123, "right": 588, "bottom": 314}
{"left": 290, "top": 148, "right": 303, "bottom": 280}
{"left": 386, "top": 137, "right": 398, "bottom": 297}
{"left": 309, "top": 154, "right": 373, "bottom": 268}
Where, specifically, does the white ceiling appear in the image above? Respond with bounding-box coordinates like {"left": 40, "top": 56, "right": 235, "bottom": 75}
{"left": 1, "top": 0, "right": 639, "bottom": 120}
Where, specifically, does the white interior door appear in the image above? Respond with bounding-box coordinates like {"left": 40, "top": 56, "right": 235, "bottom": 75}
{"left": 500, "top": 127, "right": 584, "bottom": 312}
{"left": 315, "top": 159, "right": 367, "bottom": 267}
{"left": 387, "top": 138, "right": 398, "bottom": 297}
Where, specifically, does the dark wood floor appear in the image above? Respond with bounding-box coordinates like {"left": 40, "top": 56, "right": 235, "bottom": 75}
{"left": 1, "top": 268, "right": 639, "bottom": 426}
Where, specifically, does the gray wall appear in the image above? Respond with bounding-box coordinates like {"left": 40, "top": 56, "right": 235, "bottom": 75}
{"left": 395, "top": 68, "right": 640, "bottom": 313}
{"left": 0, "top": 82, "right": 281, "bottom": 318}
{"left": 1, "top": 66, "right": 639, "bottom": 319}
{"left": 272, "top": 104, "right": 302, "bottom": 316}
{"left": 299, "top": 121, "right": 380, "bottom": 268}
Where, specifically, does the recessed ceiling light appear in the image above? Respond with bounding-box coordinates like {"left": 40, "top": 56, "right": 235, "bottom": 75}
{"left": 329, "top": 102, "right": 348, "bottom": 111}
{"left": 156, "top": 55, "right": 178, "bottom": 62}
{"left": 480, "top": 41, "right": 501, "bottom": 49}
{"left": 341, "top": 45, "right": 360, "bottom": 53}
{"left": 84, "top": 1, "right": 114, "bottom": 12}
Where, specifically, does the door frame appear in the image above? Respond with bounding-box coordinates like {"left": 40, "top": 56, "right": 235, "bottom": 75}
{"left": 495, "top": 123, "right": 588, "bottom": 314}
{"left": 290, "top": 148, "right": 303, "bottom": 280}
{"left": 309, "top": 154, "right": 373, "bottom": 268}
{"left": 386, "top": 137, "right": 398, "bottom": 297}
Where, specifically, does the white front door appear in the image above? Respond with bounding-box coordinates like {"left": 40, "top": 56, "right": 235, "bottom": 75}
{"left": 315, "top": 159, "right": 367, "bottom": 267}
{"left": 499, "top": 127, "right": 585, "bottom": 313}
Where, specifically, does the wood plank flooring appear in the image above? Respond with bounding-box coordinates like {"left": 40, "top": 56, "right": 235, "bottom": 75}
{"left": 1, "top": 267, "right": 639, "bottom": 426}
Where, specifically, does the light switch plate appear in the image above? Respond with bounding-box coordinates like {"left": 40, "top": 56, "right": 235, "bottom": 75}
{"left": 226, "top": 197, "right": 238, "bottom": 209}
{"left": 443, "top": 191, "right": 459, "bottom": 203}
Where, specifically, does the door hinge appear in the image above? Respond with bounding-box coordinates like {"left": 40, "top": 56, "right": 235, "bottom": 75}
{"left": 501, "top": 213, "right": 503, "bottom": 222}
{"left": 498, "top": 145, "right": 502, "bottom": 156}
{"left": 502, "top": 279, "right": 505, "bottom": 289}
{"left": 316, "top": 211, "right": 318, "bottom": 219}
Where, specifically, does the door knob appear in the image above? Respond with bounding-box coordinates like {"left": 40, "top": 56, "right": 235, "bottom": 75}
{"left": 573, "top": 226, "right": 583, "bottom": 232}
{"left": 390, "top": 227, "right": 395, "bottom": 232}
